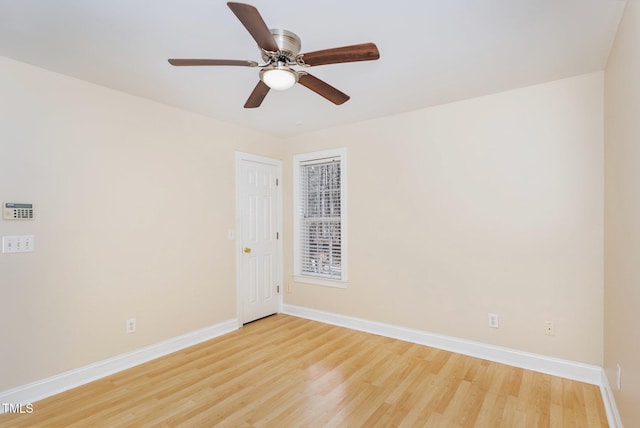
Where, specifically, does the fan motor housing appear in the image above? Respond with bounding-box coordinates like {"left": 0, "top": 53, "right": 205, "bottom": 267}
{"left": 261, "top": 29, "right": 301, "bottom": 62}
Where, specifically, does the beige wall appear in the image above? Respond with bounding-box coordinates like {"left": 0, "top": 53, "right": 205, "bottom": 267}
{"left": 0, "top": 52, "right": 609, "bottom": 396}
{"left": 283, "top": 72, "right": 605, "bottom": 365}
{"left": 604, "top": 0, "right": 640, "bottom": 425}
{"left": 0, "top": 56, "right": 282, "bottom": 391}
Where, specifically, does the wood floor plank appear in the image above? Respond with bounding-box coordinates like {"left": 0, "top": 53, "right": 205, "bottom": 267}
{"left": 0, "top": 314, "right": 608, "bottom": 427}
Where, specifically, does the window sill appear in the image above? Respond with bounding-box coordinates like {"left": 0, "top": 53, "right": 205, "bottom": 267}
{"left": 294, "top": 276, "right": 348, "bottom": 289}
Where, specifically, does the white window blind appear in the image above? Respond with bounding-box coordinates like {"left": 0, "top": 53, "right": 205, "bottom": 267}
{"left": 294, "top": 149, "right": 347, "bottom": 285}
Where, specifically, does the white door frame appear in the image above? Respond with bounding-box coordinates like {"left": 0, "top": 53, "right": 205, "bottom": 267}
{"left": 235, "top": 152, "right": 283, "bottom": 326}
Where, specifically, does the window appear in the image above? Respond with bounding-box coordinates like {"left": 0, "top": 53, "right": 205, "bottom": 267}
{"left": 294, "top": 148, "right": 347, "bottom": 287}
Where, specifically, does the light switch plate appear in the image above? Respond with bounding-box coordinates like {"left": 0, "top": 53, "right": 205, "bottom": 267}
{"left": 2, "top": 235, "right": 35, "bottom": 253}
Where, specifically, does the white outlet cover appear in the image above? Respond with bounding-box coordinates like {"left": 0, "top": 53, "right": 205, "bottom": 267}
{"left": 126, "top": 318, "right": 137, "bottom": 334}
{"left": 488, "top": 313, "right": 499, "bottom": 328}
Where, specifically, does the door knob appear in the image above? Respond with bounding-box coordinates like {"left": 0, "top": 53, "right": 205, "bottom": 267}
{"left": 243, "top": 247, "right": 252, "bottom": 253}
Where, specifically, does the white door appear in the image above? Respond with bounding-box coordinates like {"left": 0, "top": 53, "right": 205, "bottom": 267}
{"left": 237, "top": 153, "right": 282, "bottom": 324}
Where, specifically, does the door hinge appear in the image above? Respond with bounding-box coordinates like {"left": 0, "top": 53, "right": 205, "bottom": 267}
{"left": 277, "top": 285, "right": 280, "bottom": 293}
{"left": 276, "top": 232, "right": 279, "bottom": 240}
{"left": 276, "top": 178, "right": 279, "bottom": 186}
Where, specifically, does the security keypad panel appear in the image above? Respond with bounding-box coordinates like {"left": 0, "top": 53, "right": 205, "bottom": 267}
{"left": 3, "top": 203, "right": 34, "bottom": 220}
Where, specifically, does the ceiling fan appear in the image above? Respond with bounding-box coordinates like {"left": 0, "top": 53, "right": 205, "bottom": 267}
{"left": 168, "top": 2, "right": 380, "bottom": 108}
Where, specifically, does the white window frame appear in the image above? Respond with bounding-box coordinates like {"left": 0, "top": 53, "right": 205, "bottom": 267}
{"left": 293, "top": 148, "right": 348, "bottom": 288}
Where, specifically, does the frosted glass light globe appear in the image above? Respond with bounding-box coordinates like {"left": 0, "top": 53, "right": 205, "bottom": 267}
{"left": 261, "top": 67, "right": 298, "bottom": 90}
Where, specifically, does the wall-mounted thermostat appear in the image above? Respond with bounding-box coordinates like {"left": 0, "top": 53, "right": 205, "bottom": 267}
{"left": 3, "top": 203, "right": 34, "bottom": 220}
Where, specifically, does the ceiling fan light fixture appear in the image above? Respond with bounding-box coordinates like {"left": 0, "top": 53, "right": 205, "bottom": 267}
{"left": 260, "top": 66, "right": 298, "bottom": 90}
{"left": 169, "top": 3, "right": 380, "bottom": 107}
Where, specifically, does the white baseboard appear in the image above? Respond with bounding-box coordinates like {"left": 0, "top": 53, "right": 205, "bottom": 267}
{"left": 0, "top": 318, "right": 238, "bottom": 412}
{"left": 282, "top": 304, "right": 625, "bottom": 425}
{"left": 282, "top": 304, "right": 601, "bottom": 384}
{"left": 600, "top": 370, "right": 624, "bottom": 428}
{"left": 2, "top": 309, "right": 623, "bottom": 426}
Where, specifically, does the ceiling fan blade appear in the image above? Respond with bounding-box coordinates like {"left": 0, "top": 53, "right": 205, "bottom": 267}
{"left": 299, "top": 43, "right": 380, "bottom": 66}
{"left": 298, "top": 73, "right": 350, "bottom": 105}
{"left": 168, "top": 59, "right": 258, "bottom": 67}
{"left": 244, "top": 81, "right": 270, "bottom": 108}
{"left": 227, "top": 2, "right": 279, "bottom": 52}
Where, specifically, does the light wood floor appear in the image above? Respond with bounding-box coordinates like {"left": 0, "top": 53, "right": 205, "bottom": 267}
{"left": 0, "top": 314, "right": 608, "bottom": 427}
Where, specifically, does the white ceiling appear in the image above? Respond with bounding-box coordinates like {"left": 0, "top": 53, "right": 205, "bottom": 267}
{"left": 0, "top": 0, "right": 627, "bottom": 137}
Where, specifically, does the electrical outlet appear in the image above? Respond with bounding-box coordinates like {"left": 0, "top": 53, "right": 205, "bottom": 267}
{"left": 544, "top": 320, "right": 555, "bottom": 336}
{"left": 126, "top": 318, "right": 136, "bottom": 334}
{"left": 488, "top": 313, "right": 499, "bottom": 328}
{"left": 617, "top": 364, "right": 622, "bottom": 390}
